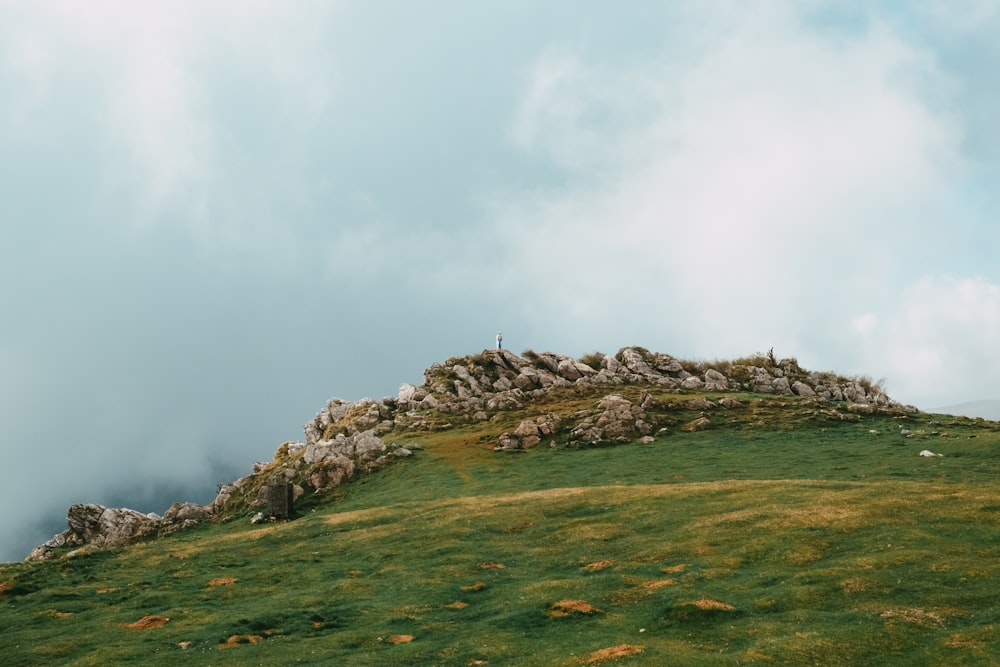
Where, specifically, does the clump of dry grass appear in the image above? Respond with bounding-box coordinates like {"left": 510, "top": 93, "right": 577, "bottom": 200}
{"left": 689, "top": 599, "right": 735, "bottom": 611}
{"left": 549, "top": 599, "right": 602, "bottom": 617}
{"left": 582, "top": 644, "right": 645, "bottom": 664}
{"left": 120, "top": 615, "right": 169, "bottom": 630}
{"left": 878, "top": 607, "right": 952, "bottom": 627}
{"left": 207, "top": 577, "right": 237, "bottom": 588}
{"left": 218, "top": 634, "right": 263, "bottom": 648}
{"left": 581, "top": 560, "right": 616, "bottom": 571}
{"left": 460, "top": 581, "right": 487, "bottom": 591}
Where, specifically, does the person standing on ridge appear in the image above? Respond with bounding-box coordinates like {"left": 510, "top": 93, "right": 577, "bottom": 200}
{"left": 496, "top": 331, "right": 503, "bottom": 350}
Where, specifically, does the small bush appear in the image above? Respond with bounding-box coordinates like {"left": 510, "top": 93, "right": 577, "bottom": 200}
{"left": 578, "top": 352, "right": 605, "bottom": 370}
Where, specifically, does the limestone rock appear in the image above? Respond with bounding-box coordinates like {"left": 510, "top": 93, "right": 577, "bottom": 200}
{"left": 26, "top": 503, "right": 163, "bottom": 561}
{"left": 497, "top": 413, "right": 562, "bottom": 450}
{"left": 704, "top": 369, "right": 728, "bottom": 391}
{"left": 791, "top": 381, "right": 816, "bottom": 397}
{"left": 569, "top": 394, "right": 653, "bottom": 444}
{"left": 684, "top": 416, "right": 712, "bottom": 432}
{"left": 681, "top": 376, "right": 705, "bottom": 390}
{"left": 162, "top": 502, "right": 211, "bottom": 524}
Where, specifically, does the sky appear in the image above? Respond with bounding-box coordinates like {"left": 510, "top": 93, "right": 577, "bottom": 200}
{"left": 2, "top": 1, "right": 999, "bottom": 562}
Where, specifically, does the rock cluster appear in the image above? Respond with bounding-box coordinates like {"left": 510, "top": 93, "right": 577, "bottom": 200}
{"left": 26, "top": 502, "right": 210, "bottom": 562}
{"left": 330, "top": 347, "right": 906, "bottom": 449}
{"left": 382, "top": 348, "right": 903, "bottom": 421}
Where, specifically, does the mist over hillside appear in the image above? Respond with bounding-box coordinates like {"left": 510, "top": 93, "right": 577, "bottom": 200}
{"left": 931, "top": 400, "right": 1000, "bottom": 421}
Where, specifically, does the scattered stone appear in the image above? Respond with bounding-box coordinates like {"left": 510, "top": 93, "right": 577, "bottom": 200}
{"left": 683, "top": 416, "right": 712, "bottom": 432}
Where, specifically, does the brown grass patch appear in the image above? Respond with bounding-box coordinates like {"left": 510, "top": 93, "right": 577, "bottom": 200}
{"left": 47, "top": 610, "right": 73, "bottom": 618}
{"left": 785, "top": 542, "right": 827, "bottom": 566}
{"left": 479, "top": 561, "right": 505, "bottom": 569}
{"left": 324, "top": 506, "right": 397, "bottom": 526}
{"left": 581, "top": 560, "right": 616, "bottom": 571}
{"left": 690, "top": 599, "right": 735, "bottom": 611}
{"left": 0, "top": 581, "right": 12, "bottom": 596}
{"left": 461, "top": 581, "right": 487, "bottom": 591}
{"left": 878, "top": 606, "right": 953, "bottom": 627}
{"left": 560, "top": 522, "right": 626, "bottom": 542}
{"left": 549, "top": 599, "right": 601, "bottom": 617}
{"left": 583, "top": 644, "right": 644, "bottom": 664}
{"left": 95, "top": 587, "right": 118, "bottom": 594}
{"left": 120, "top": 615, "right": 169, "bottom": 630}
{"left": 208, "top": 577, "right": 237, "bottom": 588}
{"left": 840, "top": 577, "right": 867, "bottom": 594}
{"left": 642, "top": 579, "right": 676, "bottom": 589}
{"left": 444, "top": 601, "right": 468, "bottom": 609}
{"left": 661, "top": 563, "right": 687, "bottom": 573}
{"left": 741, "top": 648, "right": 775, "bottom": 662}
{"left": 389, "top": 634, "right": 415, "bottom": 644}
{"left": 693, "top": 501, "right": 859, "bottom": 531}
{"left": 946, "top": 633, "right": 986, "bottom": 649}
{"left": 218, "top": 634, "right": 263, "bottom": 648}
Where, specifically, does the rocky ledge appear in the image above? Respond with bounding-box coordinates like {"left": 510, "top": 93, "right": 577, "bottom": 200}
{"left": 27, "top": 347, "right": 915, "bottom": 561}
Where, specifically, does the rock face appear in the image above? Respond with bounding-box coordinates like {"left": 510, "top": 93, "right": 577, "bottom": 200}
{"left": 27, "top": 504, "right": 162, "bottom": 562}
{"left": 28, "top": 345, "right": 916, "bottom": 561}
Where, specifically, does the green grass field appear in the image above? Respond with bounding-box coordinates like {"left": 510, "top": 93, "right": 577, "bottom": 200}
{"left": 3, "top": 394, "right": 999, "bottom": 665}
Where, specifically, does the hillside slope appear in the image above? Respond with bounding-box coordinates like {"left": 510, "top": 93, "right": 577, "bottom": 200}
{"left": 3, "top": 349, "right": 999, "bottom": 665}
{"left": 25, "top": 347, "right": 916, "bottom": 562}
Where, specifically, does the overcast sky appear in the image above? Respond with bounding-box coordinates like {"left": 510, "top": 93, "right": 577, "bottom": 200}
{"left": 3, "top": 1, "right": 999, "bottom": 562}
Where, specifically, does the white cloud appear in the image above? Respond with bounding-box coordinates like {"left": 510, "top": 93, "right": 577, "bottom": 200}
{"left": 491, "top": 4, "right": 966, "bottom": 363}
{"left": 852, "top": 313, "right": 877, "bottom": 335}
{"left": 874, "top": 276, "right": 1000, "bottom": 406}
{"left": 0, "top": 1, "right": 338, "bottom": 246}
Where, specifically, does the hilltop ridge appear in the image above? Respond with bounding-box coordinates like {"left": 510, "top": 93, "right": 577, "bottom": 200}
{"left": 26, "top": 347, "right": 916, "bottom": 562}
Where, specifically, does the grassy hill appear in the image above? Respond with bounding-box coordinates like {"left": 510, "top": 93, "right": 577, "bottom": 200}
{"left": 3, "top": 382, "right": 1000, "bottom": 665}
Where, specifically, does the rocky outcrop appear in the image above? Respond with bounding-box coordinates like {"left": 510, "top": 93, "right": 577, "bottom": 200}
{"left": 27, "top": 504, "right": 164, "bottom": 562}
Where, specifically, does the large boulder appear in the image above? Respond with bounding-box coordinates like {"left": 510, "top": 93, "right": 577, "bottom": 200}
{"left": 704, "top": 369, "right": 728, "bottom": 391}
{"left": 26, "top": 503, "right": 162, "bottom": 561}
